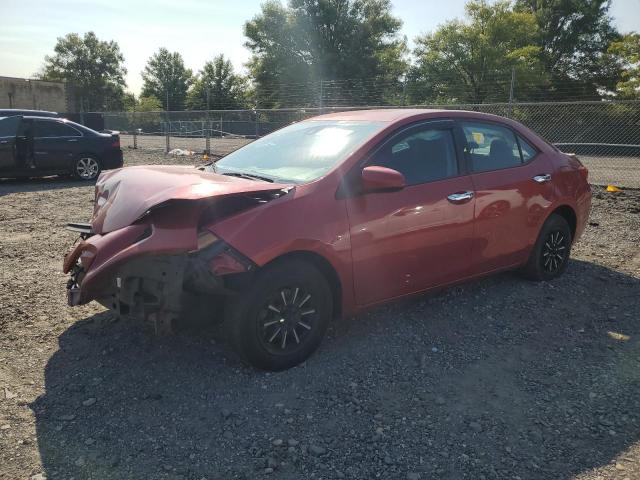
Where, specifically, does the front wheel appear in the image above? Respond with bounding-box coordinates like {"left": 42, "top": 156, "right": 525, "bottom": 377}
{"left": 224, "top": 259, "right": 332, "bottom": 371}
{"left": 73, "top": 155, "right": 101, "bottom": 181}
{"left": 521, "top": 213, "right": 572, "bottom": 281}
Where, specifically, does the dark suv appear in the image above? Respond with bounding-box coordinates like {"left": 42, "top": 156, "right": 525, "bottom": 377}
{"left": 0, "top": 115, "right": 123, "bottom": 180}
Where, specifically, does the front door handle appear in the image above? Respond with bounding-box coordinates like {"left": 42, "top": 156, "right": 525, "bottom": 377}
{"left": 0, "top": 140, "right": 8, "bottom": 144}
{"left": 447, "top": 191, "right": 474, "bottom": 204}
{"left": 67, "top": 138, "right": 78, "bottom": 142}
{"left": 533, "top": 174, "right": 551, "bottom": 183}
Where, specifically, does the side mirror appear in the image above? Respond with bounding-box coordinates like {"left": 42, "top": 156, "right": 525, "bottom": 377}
{"left": 361, "top": 166, "right": 406, "bottom": 193}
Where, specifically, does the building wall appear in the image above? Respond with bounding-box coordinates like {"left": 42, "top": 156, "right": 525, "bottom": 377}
{"left": 0, "top": 76, "right": 71, "bottom": 112}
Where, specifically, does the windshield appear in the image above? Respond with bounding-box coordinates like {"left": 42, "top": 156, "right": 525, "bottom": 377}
{"left": 211, "top": 120, "right": 384, "bottom": 184}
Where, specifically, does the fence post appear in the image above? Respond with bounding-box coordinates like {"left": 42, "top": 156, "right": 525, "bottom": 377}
{"left": 165, "top": 90, "right": 170, "bottom": 153}
{"left": 132, "top": 110, "right": 137, "bottom": 149}
{"left": 507, "top": 66, "right": 515, "bottom": 117}
{"left": 205, "top": 89, "right": 211, "bottom": 155}
{"left": 205, "top": 119, "right": 210, "bottom": 155}
{"left": 254, "top": 108, "right": 259, "bottom": 138}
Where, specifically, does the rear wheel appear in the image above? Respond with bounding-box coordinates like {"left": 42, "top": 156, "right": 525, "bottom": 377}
{"left": 74, "top": 155, "right": 101, "bottom": 181}
{"left": 224, "top": 259, "right": 332, "bottom": 371}
{"left": 521, "top": 213, "right": 572, "bottom": 281}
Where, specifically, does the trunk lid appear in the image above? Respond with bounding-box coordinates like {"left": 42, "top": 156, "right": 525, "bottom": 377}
{"left": 91, "top": 165, "right": 292, "bottom": 234}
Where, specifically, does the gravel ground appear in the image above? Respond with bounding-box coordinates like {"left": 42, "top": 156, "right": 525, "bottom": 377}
{"left": 1, "top": 150, "right": 639, "bottom": 480}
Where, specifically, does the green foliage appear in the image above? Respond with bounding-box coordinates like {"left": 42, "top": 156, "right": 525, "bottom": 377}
{"left": 137, "top": 95, "right": 164, "bottom": 112}
{"left": 40, "top": 32, "right": 127, "bottom": 111}
{"left": 122, "top": 92, "right": 136, "bottom": 111}
{"left": 187, "top": 55, "right": 248, "bottom": 110}
{"left": 244, "top": 0, "right": 407, "bottom": 107}
{"left": 408, "top": 1, "right": 547, "bottom": 104}
{"left": 515, "top": 0, "right": 621, "bottom": 98}
{"left": 141, "top": 48, "right": 193, "bottom": 111}
{"left": 608, "top": 34, "right": 640, "bottom": 98}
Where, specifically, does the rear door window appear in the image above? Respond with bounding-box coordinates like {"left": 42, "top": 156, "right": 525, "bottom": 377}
{"left": 35, "top": 120, "right": 82, "bottom": 138}
{"left": 461, "top": 121, "right": 522, "bottom": 172}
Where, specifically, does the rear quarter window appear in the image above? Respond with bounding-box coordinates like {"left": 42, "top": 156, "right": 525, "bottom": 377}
{"left": 517, "top": 135, "right": 538, "bottom": 161}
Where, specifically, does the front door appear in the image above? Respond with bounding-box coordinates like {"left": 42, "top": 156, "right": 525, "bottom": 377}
{"left": 0, "top": 116, "right": 21, "bottom": 172}
{"left": 346, "top": 121, "right": 476, "bottom": 306}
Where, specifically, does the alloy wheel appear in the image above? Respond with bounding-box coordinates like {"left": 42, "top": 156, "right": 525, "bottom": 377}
{"left": 541, "top": 230, "right": 567, "bottom": 273}
{"left": 76, "top": 157, "right": 100, "bottom": 180}
{"left": 257, "top": 286, "right": 318, "bottom": 354}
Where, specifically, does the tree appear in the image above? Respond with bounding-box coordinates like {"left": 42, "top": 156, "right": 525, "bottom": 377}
{"left": 608, "top": 33, "right": 640, "bottom": 98}
{"left": 136, "top": 95, "right": 164, "bottom": 111}
{"left": 515, "top": 0, "right": 621, "bottom": 98}
{"left": 39, "top": 32, "right": 127, "bottom": 111}
{"left": 123, "top": 94, "right": 163, "bottom": 112}
{"left": 187, "top": 55, "right": 248, "bottom": 110}
{"left": 408, "top": 1, "right": 546, "bottom": 104}
{"left": 244, "top": 0, "right": 407, "bottom": 107}
{"left": 141, "top": 48, "right": 193, "bottom": 111}
{"left": 122, "top": 92, "right": 136, "bottom": 111}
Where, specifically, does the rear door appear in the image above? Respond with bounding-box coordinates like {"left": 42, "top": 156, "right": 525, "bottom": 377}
{"left": 346, "top": 120, "right": 476, "bottom": 306}
{"left": 459, "top": 120, "right": 555, "bottom": 273}
{"left": 33, "top": 119, "right": 83, "bottom": 170}
{"left": 0, "top": 116, "right": 20, "bottom": 172}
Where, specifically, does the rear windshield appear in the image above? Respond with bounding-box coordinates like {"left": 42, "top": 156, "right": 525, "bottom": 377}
{"left": 212, "top": 120, "right": 384, "bottom": 184}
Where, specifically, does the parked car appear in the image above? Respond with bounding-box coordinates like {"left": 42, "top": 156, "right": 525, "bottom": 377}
{"left": 63, "top": 109, "right": 591, "bottom": 370}
{"left": 0, "top": 115, "right": 123, "bottom": 180}
{"left": 0, "top": 109, "right": 59, "bottom": 118}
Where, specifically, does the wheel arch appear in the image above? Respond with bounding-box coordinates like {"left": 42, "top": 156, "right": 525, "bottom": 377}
{"left": 261, "top": 250, "right": 343, "bottom": 319}
{"left": 549, "top": 204, "right": 577, "bottom": 241}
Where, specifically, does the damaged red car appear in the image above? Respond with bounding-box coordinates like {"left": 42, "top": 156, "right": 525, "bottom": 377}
{"left": 64, "top": 109, "right": 591, "bottom": 370}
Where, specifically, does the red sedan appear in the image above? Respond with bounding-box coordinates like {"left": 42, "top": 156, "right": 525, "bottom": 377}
{"left": 64, "top": 109, "right": 591, "bottom": 370}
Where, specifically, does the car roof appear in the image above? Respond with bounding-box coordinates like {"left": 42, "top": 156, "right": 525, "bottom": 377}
{"left": 0, "top": 109, "right": 58, "bottom": 116}
{"left": 22, "top": 115, "right": 66, "bottom": 120}
{"left": 308, "top": 108, "right": 513, "bottom": 124}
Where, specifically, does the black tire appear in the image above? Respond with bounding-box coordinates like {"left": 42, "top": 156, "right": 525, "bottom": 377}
{"left": 521, "top": 213, "right": 572, "bottom": 281}
{"left": 224, "top": 259, "right": 332, "bottom": 371}
{"left": 73, "top": 155, "right": 102, "bottom": 181}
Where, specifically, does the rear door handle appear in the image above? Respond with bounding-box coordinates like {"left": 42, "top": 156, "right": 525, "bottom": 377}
{"left": 0, "top": 140, "right": 8, "bottom": 144}
{"left": 67, "top": 138, "right": 78, "bottom": 142}
{"left": 447, "top": 191, "right": 474, "bottom": 204}
{"left": 533, "top": 174, "right": 551, "bottom": 183}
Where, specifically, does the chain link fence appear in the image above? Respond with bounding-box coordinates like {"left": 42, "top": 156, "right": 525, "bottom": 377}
{"left": 99, "top": 101, "right": 640, "bottom": 188}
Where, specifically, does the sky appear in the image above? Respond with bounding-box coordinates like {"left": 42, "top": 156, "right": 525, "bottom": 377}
{"left": 1, "top": 0, "right": 639, "bottom": 95}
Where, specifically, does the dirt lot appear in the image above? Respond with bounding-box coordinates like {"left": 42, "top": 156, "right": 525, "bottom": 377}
{"left": 1, "top": 150, "right": 639, "bottom": 480}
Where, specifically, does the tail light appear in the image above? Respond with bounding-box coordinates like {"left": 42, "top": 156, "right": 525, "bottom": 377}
{"left": 111, "top": 136, "right": 120, "bottom": 149}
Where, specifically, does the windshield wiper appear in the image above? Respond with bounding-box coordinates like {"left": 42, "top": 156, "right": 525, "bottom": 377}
{"left": 220, "top": 171, "right": 274, "bottom": 183}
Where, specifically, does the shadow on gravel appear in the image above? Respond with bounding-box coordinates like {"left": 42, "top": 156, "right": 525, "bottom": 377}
{"left": 0, "top": 176, "right": 89, "bottom": 196}
{"left": 33, "top": 260, "right": 640, "bottom": 480}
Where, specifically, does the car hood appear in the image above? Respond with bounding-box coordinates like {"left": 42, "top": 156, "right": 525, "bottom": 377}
{"left": 91, "top": 165, "right": 293, "bottom": 234}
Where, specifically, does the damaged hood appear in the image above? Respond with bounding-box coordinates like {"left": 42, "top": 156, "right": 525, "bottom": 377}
{"left": 91, "top": 165, "right": 292, "bottom": 234}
